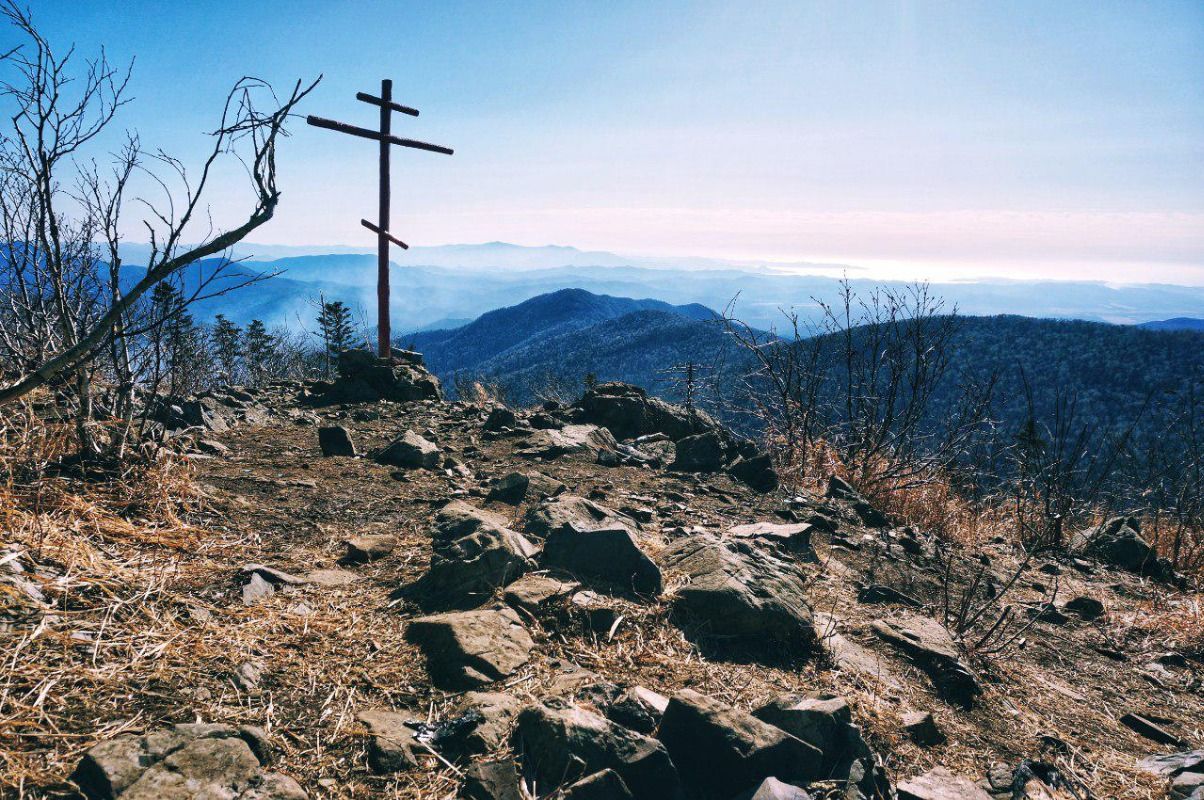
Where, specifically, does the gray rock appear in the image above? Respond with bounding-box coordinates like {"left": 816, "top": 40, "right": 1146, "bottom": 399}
{"left": 898, "top": 768, "right": 993, "bottom": 800}
{"left": 519, "top": 424, "right": 619, "bottom": 460}
{"left": 514, "top": 700, "right": 681, "bottom": 800}
{"left": 670, "top": 431, "right": 726, "bottom": 472}
{"left": 607, "top": 687, "right": 670, "bottom": 735}
{"left": 1138, "top": 749, "right": 1204, "bottom": 777}
{"left": 577, "top": 382, "right": 712, "bottom": 441}
{"left": 661, "top": 534, "right": 817, "bottom": 650}
{"left": 727, "top": 522, "right": 814, "bottom": 557}
{"left": 71, "top": 723, "right": 307, "bottom": 800}
{"left": 525, "top": 494, "right": 637, "bottom": 540}
{"left": 461, "top": 763, "right": 521, "bottom": 800}
{"left": 656, "top": 689, "right": 821, "bottom": 799}
{"left": 503, "top": 573, "right": 580, "bottom": 618}
{"left": 564, "top": 769, "right": 634, "bottom": 800}
{"left": 483, "top": 406, "right": 518, "bottom": 431}
{"left": 405, "top": 607, "right": 534, "bottom": 690}
{"left": 343, "top": 534, "right": 397, "bottom": 563}
{"left": 734, "top": 778, "right": 813, "bottom": 800}
{"left": 356, "top": 708, "right": 419, "bottom": 773}
{"left": 753, "top": 694, "right": 889, "bottom": 796}
{"left": 1172, "top": 771, "right": 1204, "bottom": 800}
{"left": 726, "top": 453, "right": 779, "bottom": 493}
{"left": 543, "top": 526, "right": 662, "bottom": 596}
{"left": 241, "top": 573, "right": 275, "bottom": 606}
{"left": 871, "top": 615, "right": 982, "bottom": 708}
{"left": 317, "top": 425, "right": 356, "bottom": 456}
{"left": 1120, "top": 712, "right": 1188, "bottom": 746}
{"left": 406, "top": 504, "right": 539, "bottom": 610}
{"left": 376, "top": 429, "right": 441, "bottom": 469}
{"left": 487, "top": 471, "right": 566, "bottom": 505}
{"left": 460, "top": 760, "right": 524, "bottom": 800}
{"left": 825, "top": 475, "right": 888, "bottom": 528}
{"left": 902, "top": 711, "right": 944, "bottom": 746}
{"left": 442, "top": 692, "right": 524, "bottom": 756}
{"left": 1070, "top": 516, "right": 1173, "bottom": 580}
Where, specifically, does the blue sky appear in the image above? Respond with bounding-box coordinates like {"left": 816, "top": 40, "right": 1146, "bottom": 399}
{"left": 14, "top": 1, "right": 1204, "bottom": 283}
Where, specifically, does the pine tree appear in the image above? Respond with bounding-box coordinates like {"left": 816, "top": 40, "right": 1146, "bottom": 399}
{"left": 150, "top": 283, "right": 207, "bottom": 396}
{"left": 316, "top": 300, "right": 354, "bottom": 377}
{"left": 244, "top": 319, "right": 273, "bottom": 387}
{"left": 211, "top": 314, "right": 243, "bottom": 384}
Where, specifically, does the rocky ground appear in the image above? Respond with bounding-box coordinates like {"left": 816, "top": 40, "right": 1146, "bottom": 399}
{"left": 3, "top": 354, "right": 1202, "bottom": 800}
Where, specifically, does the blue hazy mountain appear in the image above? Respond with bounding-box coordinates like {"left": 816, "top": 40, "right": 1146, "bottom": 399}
{"left": 407, "top": 288, "right": 717, "bottom": 378}
{"left": 113, "top": 242, "right": 1204, "bottom": 332}
{"left": 1138, "top": 317, "right": 1204, "bottom": 332}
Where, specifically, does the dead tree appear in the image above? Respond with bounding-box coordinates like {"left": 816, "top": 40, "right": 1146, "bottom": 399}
{"left": 0, "top": 2, "right": 317, "bottom": 455}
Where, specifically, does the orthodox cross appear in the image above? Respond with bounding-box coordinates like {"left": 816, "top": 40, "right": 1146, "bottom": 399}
{"left": 306, "top": 79, "right": 453, "bottom": 358}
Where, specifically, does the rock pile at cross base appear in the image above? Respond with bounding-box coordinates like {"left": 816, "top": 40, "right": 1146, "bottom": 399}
{"left": 43, "top": 355, "right": 1203, "bottom": 800}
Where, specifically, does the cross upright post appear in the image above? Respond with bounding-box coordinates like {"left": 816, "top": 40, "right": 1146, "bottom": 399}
{"left": 376, "top": 78, "right": 392, "bottom": 357}
{"left": 307, "top": 81, "right": 453, "bottom": 358}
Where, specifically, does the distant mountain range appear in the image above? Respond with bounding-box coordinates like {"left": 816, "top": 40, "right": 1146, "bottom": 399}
{"left": 1138, "top": 317, "right": 1204, "bottom": 332}
{"left": 119, "top": 243, "right": 1204, "bottom": 334}
{"left": 417, "top": 290, "right": 1204, "bottom": 449}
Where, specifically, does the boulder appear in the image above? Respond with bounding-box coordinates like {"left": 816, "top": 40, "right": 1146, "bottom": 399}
{"left": 661, "top": 534, "right": 817, "bottom": 650}
{"left": 317, "top": 425, "right": 356, "bottom": 457}
{"left": 576, "top": 382, "right": 712, "bottom": 441}
{"left": 483, "top": 406, "right": 518, "bottom": 431}
{"left": 1070, "top": 517, "right": 1175, "bottom": 580}
{"left": 607, "top": 687, "right": 670, "bottom": 735}
{"left": 525, "top": 495, "right": 637, "bottom": 540}
{"left": 1138, "top": 749, "right": 1204, "bottom": 777}
{"left": 376, "top": 429, "right": 441, "bottom": 469}
{"left": 405, "top": 504, "right": 539, "bottom": 611}
{"left": 726, "top": 453, "right": 780, "bottom": 493}
{"left": 898, "top": 768, "right": 992, "bottom": 800}
{"left": 405, "top": 607, "right": 534, "bottom": 690}
{"left": 329, "top": 348, "right": 442, "bottom": 403}
{"left": 519, "top": 424, "right": 619, "bottom": 460}
{"left": 343, "top": 534, "right": 396, "bottom": 563}
{"left": 656, "top": 689, "right": 821, "bottom": 799}
{"left": 871, "top": 616, "right": 982, "bottom": 708}
{"left": 514, "top": 700, "right": 681, "bottom": 800}
{"left": 356, "top": 708, "right": 419, "bottom": 773}
{"left": 543, "top": 526, "right": 662, "bottom": 596}
{"left": 670, "top": 431, "right": 726, "bottom": 472}
{"left": 71, "top": 723, "right": 306, "bottom": 800}
{"left": 487, "top": 471, "right": 566, "bottom": 505}
{"left": 753, "top": 694, "right": 889, "bottom": 796}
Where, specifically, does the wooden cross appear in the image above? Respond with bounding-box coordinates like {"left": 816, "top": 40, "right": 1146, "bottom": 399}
{"left": 306, "top": 79, "right": 453, "bottom": 358}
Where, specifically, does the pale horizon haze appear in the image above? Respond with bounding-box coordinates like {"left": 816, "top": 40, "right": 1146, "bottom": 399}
{"left": 19, "top": 1, "right": 1204, "bottom": 285}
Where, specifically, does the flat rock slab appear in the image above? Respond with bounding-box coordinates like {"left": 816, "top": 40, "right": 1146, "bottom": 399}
{"left": 727, "top": 522, "right": 813, "bottom": 556}
{"left": 1138, "top": 749, "right": 1204, "bottom": 777}
{"left": 736, "top": 778, "right": 813, "bottom": 800}
{"left": 71, "top": 723, "right": 306, "bottom": 800}
{"left": 661, "top": 534, "right": 817, "bottom": 650}
{"left": 487, "top": 471, "right": 566, "bottom": 505}
{"left": 898, "top": 767, "right": 993, "bottom": 800}
{"left": 871, "top": 615, "right": 982, "bottom": 708}
{"left": 405, "top": 607, "right": 534, "bottom": 690}
{"left": 503, "top": 573, "right": 580, "bottom": 618}
{"left": 656, "top": 689, "right": 821, "bottom": 799}
{"left": 514, "top": 701, "right": 680, "bottom": 800}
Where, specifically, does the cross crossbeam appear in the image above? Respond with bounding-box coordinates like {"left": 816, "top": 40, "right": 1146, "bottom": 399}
{"left": 306, "top": 79, "right": 453, "bottom": 357}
